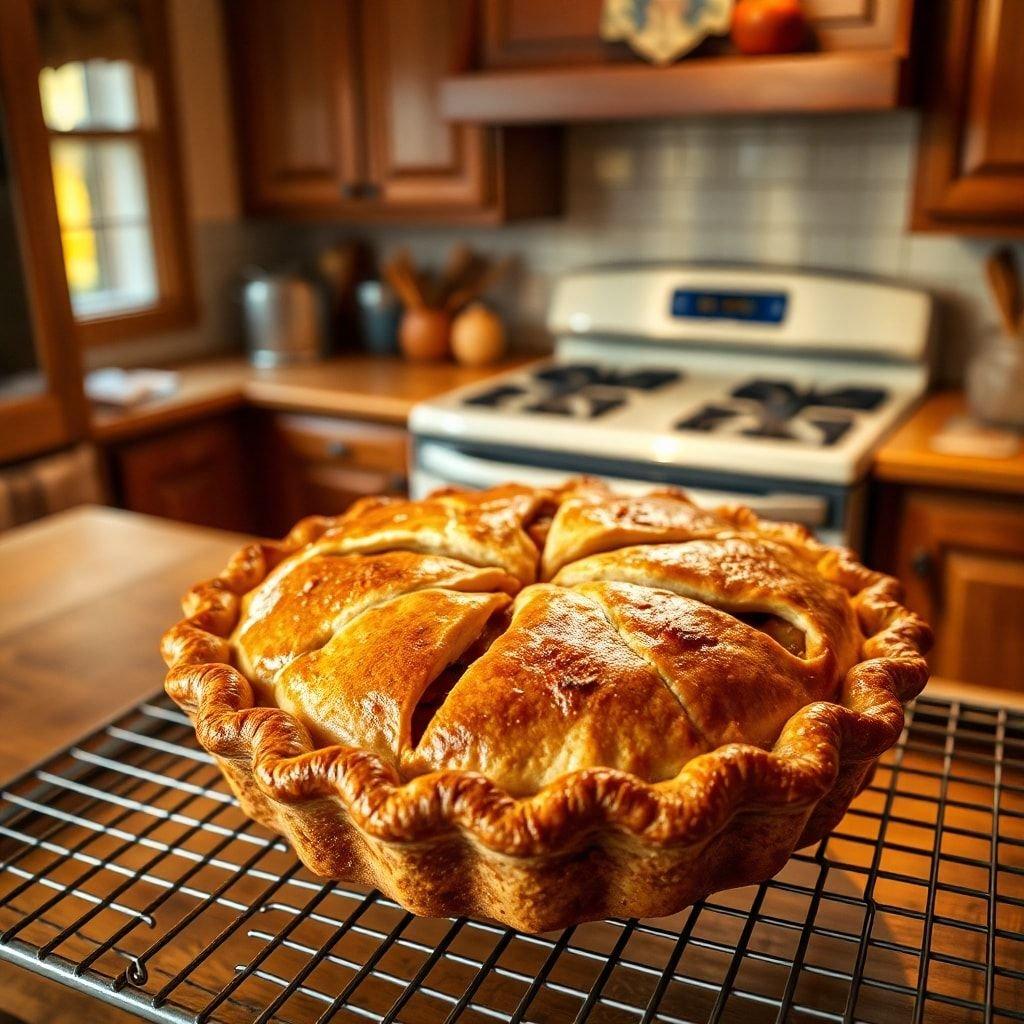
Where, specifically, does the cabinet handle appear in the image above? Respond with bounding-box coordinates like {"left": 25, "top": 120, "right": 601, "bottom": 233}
{"left": 324, "top": 440, "right": 350, "bottom": 459}
{"left": 910, "top": 548, "right": 933, "bottom": 579}
{"left": 340, "top": 182, "right": 379, "bottom": 200}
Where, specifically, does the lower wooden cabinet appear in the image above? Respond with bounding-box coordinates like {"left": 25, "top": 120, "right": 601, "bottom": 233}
{"left": 259, "top": 412, "right": 409, "bottom": 536}
{"left": 107, "top": 414, "right": 256, "bottom": 533}
{"left": 101, "top": 411, "right": 410, "bottom": 538}
{"left": 873, "top": 487, "right": 1024, "bottom": 690}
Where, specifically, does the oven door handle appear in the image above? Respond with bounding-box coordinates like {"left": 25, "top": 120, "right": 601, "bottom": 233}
{"left": 415, "top": 443, "right": 830, "bottom": 528}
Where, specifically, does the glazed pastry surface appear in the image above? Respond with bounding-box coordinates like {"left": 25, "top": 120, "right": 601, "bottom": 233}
{"left": 229, "top": 482, "right": 864, "bottom": 794}
{"left": 164, "top": 478, "right": 931, "bottom": 931}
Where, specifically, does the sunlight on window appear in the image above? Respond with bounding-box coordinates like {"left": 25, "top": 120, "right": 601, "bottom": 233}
{"left": 40, "top": 59, "right": 156, "bottom": 319}
{"left": 40, "top": 60, "right": 137, "bottom": 131}
{"left": 50, "top": 145, "right": 98, "bottom": 291}
{"left": 39, "top": 64, "right": 86, "bottom": 131}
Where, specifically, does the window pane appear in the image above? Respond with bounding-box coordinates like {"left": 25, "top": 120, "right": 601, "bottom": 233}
{"left": 67, "top": 223, "right": 156, "bottom": 318}
{"left": 40, "top": 60, "right": 138, "bottom": 131}
{"left": 50, "top": 137, "right": 156, "bottom": 318}
{"left": 59, "top": 228, "right": 100, "bottom": 295}
{"left": 51, "top": 137, "right": 148, "bottom": 227}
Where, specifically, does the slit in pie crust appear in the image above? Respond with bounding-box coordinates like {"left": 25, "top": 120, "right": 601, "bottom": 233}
{"left": 163, "top": 479, "right": 931, "bottom": 932}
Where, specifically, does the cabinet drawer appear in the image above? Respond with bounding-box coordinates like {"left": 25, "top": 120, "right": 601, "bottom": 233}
{"left": 113, "top": 415, "right": 254, "bottom": 532}
{"left": 271, "top": 414, "right": 408, "bottom": 475}
{"left": 262, "top": 413, "right": 409, "bottom": 533}
{"left": 889, "top": 489, "right": 1024, "bottom": 690}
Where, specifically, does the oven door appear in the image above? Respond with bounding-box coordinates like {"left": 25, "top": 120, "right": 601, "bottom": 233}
{"left": 413, "top": 440, "right": 835, "bottom": 537}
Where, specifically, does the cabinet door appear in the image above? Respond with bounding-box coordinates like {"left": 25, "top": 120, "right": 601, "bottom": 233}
{"left": 114, "top": 416, "right": 254, "bottom": 532}
{"left": 361, "top": 0, "right": 491, "bottom": 210}
{"left": 263, "top": 413, "right": 408, "bottom": 535}
{"left": 894, "top": 491, "right": 1024, "bottom": 690}
{"left": 912, "top": 0, "right": 1024, "bottom": 231}
{"left": 228, "top": 0, "right": 363, "bottom": 213}
{"left": 480, "top": 0, "right": 624, "bottom": 68}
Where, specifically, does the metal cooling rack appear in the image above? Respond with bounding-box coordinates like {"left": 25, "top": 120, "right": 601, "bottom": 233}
{"left": 0, "top": 693, "right": 1021, "bottom": 1024}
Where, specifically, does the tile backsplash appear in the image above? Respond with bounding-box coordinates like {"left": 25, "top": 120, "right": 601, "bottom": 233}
{"left": 101, "top": 111, "right": 1023, "bottom": 383}
{"left": 336, "top": 111, "right": 1020, "bottom": 383}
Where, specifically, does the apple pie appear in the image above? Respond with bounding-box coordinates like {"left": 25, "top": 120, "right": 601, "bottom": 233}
{"left": 163, "top": 480, "right": 930, "bottom": 932}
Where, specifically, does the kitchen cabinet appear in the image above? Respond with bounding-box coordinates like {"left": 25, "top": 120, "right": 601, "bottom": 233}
{"left": 441, "top": 0, "right": 915, "bottom": 122}
{"left": 108, "top": 414, "right": 256, "bottom": 533}
{"left": 260, "top": 412, "right": 409, "bottom": 535}
{"left": 226, "top": 0, "right": 560, "bottom": 221}
{"left": 871, "top": 393, "right": 1024, "bottom": 692}
{"left": 912, "top": 0, "right": 1024, "bottom": 233}
{"left": 226, "top": 0, "right": 363, "bottom": 212}
{"left": 877, "top": 489, "right": 1024, "bottom": 691}
{"left": 479, "top": 0, "right": 911, "bottom": 69}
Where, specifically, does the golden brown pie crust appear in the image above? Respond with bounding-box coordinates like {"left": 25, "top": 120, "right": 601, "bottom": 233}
{"left": 163, "top": 480, "right": 931, "bottom": 932}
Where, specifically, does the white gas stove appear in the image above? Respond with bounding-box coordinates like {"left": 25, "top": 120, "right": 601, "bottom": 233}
{"left": 410, "top": 266, "right": 933, "bottom": 547}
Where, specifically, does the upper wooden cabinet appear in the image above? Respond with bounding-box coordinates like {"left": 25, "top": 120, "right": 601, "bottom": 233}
{"left": 441, "top": 0, "right": 915, "bottom": 122}
{"left": 361, "top": 0, "right": 489, "bottom": 210}
{"left": 229, "top": 0, "right": 364, "bottom": 212}
{"left": 480, "top": 0, "right": 912, "bottom": 69}
{"left": 912, "top": 0, "right": 1024, "bottom": 233}
{"left": 227, "top": 0, "right": 560, "bottom": 221}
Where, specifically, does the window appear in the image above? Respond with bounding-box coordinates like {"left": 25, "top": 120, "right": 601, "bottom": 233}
{"left": 36, "top": 0, "right": 194, "bottom": 343}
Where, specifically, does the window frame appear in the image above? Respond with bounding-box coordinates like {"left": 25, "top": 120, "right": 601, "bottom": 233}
{"left": 42, "top": 0, "right": 196, "bottom": 346}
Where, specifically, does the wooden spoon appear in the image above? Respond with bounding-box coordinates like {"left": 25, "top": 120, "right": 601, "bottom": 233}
{"left": 444, "top": 255, "right": 514, "bottom": 314}
{"left": 384, "top": 249, "right": 425, "bottom": 310}
{"left": 434, "top": 243, "right": 476, "bottom": 307}
{"left": 985, "top": 247, "right": 1021, "bottom": 338}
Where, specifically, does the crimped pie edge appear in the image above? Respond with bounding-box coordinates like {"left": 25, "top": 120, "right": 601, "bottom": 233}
{"left": 161, "top": 496, "right": 932, "bottom": 860}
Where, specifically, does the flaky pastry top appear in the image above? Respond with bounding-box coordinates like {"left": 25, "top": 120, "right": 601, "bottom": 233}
{"left": 164, "top": 479, "right": 931, "bottom": 852}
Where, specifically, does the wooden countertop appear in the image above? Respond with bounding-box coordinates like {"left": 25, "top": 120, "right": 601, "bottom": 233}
{"left": 0, "top": 506, "right": 246, "bottom": 782}
{"left": 89, "top": 353, "right": 533, "bottom": 442}
{"left": 873, "top": 390, "right": 1024, "bottom": 495}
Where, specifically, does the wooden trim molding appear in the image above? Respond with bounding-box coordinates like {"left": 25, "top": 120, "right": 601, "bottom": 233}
{"left": 441, "top": 51, "right": 911, "bottom": 124}
{"left": 0, "top": 0, "right": 86, "bottom": 462}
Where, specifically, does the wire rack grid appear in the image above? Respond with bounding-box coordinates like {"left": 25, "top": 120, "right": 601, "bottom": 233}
{"left": 0, "top": 691, "right": 1021, "bottom": 1024}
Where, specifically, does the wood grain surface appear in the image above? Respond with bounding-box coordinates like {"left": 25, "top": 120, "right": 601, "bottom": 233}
{"left": 0, "top": 506, "right": 247, "bottom": 781}
{"left": 873, "top": 391, "right": 1024, "bottom": 495}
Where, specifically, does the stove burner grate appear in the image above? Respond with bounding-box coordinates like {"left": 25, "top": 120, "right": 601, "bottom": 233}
{"left": 463, "top": 384, "right": 527, "bottom": 408}
{"left": 523, "top": 394, "right": 626, "bottom": 419}
{"left": 675, "top": 404, "right": 739, "bottom": 433}
{"left": 533, "top": 363, "right": 682, "bottom": 393}
{"left": 731, "top": 379, "right": 888, "bottom": 413}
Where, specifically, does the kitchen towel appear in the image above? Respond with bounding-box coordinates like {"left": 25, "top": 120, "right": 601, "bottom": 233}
{"left": 0, "top": 443, "right": 106, "bottom": 533}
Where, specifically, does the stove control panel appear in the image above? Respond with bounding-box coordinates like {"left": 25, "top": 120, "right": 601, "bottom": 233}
{"left": 671, "top": 288, "right": 788, "bottom": 324}
{"left": 548, "top": 266, "right": 933, "bottom": 362}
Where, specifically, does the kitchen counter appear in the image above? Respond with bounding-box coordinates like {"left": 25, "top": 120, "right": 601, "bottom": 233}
{"left": 874, "top": 390, "right": 1024, "bottom": 495}
{"left": 0, "top": 506, "right": 247, "bottom": 781}
{"left": 89, "top": 353, "right": 533, "bottom": 442}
